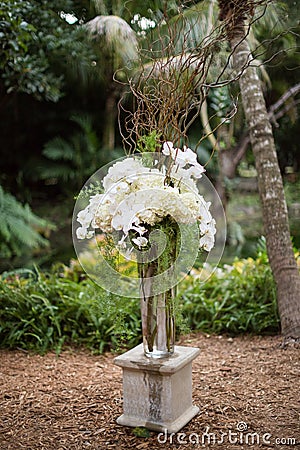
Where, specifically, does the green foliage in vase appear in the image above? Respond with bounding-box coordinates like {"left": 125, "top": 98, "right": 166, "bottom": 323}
{"left": 137, "top": 218, "right": 180, "bottom": 354}
{"left": 136, "top": 131, "right": 161, "bottom": 153}
{"left": 0, "top": 186, "right": 54, "bottom": 258}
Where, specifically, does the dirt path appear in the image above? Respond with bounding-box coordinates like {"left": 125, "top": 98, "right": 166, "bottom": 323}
{"left": 0, "top": 334, "right": 299, "bottom": 449}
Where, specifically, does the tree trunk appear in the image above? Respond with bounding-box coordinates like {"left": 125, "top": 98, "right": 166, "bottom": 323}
{"left": 222, "top": 84, "right": 300, "bottom": 179}
{"left": 103, "top": 86, "right": 118, "bottom": 150}
{"left": 225, "top": 19, "right": 300, "bottom": 337}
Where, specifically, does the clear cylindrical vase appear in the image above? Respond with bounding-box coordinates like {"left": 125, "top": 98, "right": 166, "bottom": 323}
{"left": 138, "top": 221, "right": 179, "bottom": 359}
{"left": 140, "top": 286, "right": 175, "bottom": 358}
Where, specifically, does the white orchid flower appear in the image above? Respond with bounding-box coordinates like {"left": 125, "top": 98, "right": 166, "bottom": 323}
{"left": 76, "top": 151, "right": 216, "bottom": 253}
{"left": 131, "top": 224, "right": 147, "bottom": 235}
{"left": 77, "top": 208, "right": 93, "bottom": 226}
{"left": 198, "top": 202, "right": 212, "bottom": 223}
{"left": 76, "top": 226, "right": 88, "bottom": 239}
{"left": 187, "top": 164, "right": 206, "bottom": 179}
{"left": 132, "top": 236, "right": 149, "bottom": 248}
{"left": 200, "top": 232, "right": 215, "bottom": 251}
{"left": 103, "top": 158, "right": 147, "bottom": 190}
{"left": 200, "top": 218, "right": 216, "bottom": 235}
{"left": 162, "top": 141, "right": 174, "bottom": 155}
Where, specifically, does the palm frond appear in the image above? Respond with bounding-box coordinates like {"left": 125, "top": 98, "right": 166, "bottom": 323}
{"left": 37, "top": 162, "right": 77, "bottom": 182}
{"left": 144, "top": 1, "right": 221, "bottom": 56}
{"left": 8, "top": 217, "right": 48, "bottom": 249}
{"left": 43, "top": 137, "right": 75, "bottom": 161}
{"left": 0, "top": 186, "right": 54, "bottom": 258}
{"left": 70, "top": 114, "right": 99, "bottom": 153}
{"left": 85, "top": 15, "right": 139, "bottom": 68}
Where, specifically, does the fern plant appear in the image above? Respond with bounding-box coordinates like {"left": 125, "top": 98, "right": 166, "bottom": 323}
{"left": 38, "top": 114, "right": 122, "bottom": 191}
{"left": 0, "top": 185, "right": 54, "bottom": 258}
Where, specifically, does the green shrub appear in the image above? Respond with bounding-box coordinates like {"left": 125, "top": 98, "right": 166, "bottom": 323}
{"left": 180, "top": 257, "right": 280, "bottom": 335}
{"left": 0, "top": 268, "right": 140, "bottom": 354}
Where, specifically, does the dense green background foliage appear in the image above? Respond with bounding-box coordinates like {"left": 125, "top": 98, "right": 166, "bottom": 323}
{"left": 0, "top": 0, "right": 299, "bottom": 197}
{"left": 0, "top": 0, "right": 94, "bottom": 101}
{"left": 182, "top": 259, "right": 279, "bottom": 335}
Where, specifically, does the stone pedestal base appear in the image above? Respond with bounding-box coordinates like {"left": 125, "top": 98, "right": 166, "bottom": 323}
{"left": 114, "top": 344, "right": 200, "bottom": 433}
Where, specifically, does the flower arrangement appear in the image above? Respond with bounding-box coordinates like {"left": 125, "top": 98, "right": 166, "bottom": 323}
{"left": 75, "top": 141, "right": 217, "bottom": 358}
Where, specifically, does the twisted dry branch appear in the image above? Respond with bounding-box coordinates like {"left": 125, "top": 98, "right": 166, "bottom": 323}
{"left": 117, "top": 0, "right": 281, "bottom": 154}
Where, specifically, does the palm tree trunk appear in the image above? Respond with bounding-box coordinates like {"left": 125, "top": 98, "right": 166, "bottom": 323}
{"left": 103, "top": 90, "right": 117, "bottom": 150}
{"left": 222, "top": 14, "right": 300, "bottom": 337}
{"left": 103, "top": 81, "right": 121, "bottom": 150}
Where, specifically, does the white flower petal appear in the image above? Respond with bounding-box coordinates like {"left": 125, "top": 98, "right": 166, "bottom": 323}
{"left": 182, "top": 146, "right": 198, "bottom": 165}
{"left": 132, "top": 236, "right": 148, "bottom": 248}
{"left": 77, "top": 208, "right": 93, "bottom": 227}
{"left": 187, "top": 164, "right": 206, "bottom": 178}
{"left": 200, "top": 232, "right": 215, "bottom": 251}
{"left": 198, "top": 202, "right": 212, "bottom": 223}
{"left": 162, "top": 141, "right": 174, "bottom": 155}
{"left": 76, "top": 226, "right": 88, "bottom": 239}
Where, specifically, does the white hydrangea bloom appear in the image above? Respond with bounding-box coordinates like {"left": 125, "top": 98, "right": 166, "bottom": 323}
{"left": 102, "top": 158, "right": 148, "bottom": 190}
{"left": 130, "top": 171, "right": 164, "bottom": 191}
{"left": 179, "top": 192, "right": 201, "bottom": 222}
{"left": 94, "top": 201, "right": 114, "bottom": 233}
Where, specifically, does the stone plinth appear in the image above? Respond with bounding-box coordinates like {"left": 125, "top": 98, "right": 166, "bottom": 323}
{"left": 114, "top": 344, "right": 200, "bottom": 433}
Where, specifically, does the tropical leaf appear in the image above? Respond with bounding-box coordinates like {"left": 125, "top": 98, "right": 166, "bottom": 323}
{"left": 0, "top": 185, "right": 54, "bottom": 258}
{"left": 70, "top": 114, "right": 99, "bottom": 154}
{"left": 37, "top": 113, "right": 121, "bottom": 191}
{"left": 43, "top": 137, "right": 75, "bottom": 161}
{"left": 8, "top": 217, "right": 48, "bottom": 248}
{"left": 37, "top": 162, "right": 77, "bottom": 182}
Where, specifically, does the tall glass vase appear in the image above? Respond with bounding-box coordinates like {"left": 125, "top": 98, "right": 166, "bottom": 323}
{"left": 138, "top": 221, "right": 178, "bottom": 359}
{"left": 140, "top": 280, "right": 176, "bottom": 358}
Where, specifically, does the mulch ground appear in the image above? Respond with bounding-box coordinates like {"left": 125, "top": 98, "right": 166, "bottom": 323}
{"left": 0, "top": 334, "right": 299, "bottom": 450}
